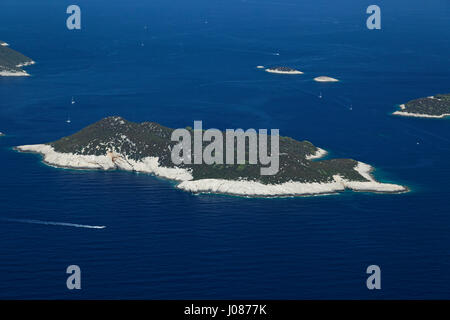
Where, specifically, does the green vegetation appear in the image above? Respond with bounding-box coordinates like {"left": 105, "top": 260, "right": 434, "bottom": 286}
{"left": 401, "top": 94, "right": 450, "bottom": 116}
{"left": 0, "top": 41, "right": 33, "bottom": 74}
{"left": 48, "top": 117, "right": 369, "bottom": 184}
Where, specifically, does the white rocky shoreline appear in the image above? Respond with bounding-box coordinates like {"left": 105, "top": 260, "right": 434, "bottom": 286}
{"left": 16, "top": 144, "right": 408, "bottom": 197}
{"left": 0, "top": 61, "right": 35, "bottom": 77}
{"left": 0, "top": 70, "right": 30, "bottom": 77}
{"left": 305, "top": 148, "right": 327, "bottom": 160}
{"left": 265, "top": 68, "right": 304, "bottom": 75}
{"left": 393, "top": 104, "right": 450, "bottom": 119}
{"left": 314, "top": 76, "right": 339, "bottom": 82}
{"left": 16, "top": 144, "right": 193, "bottom": 181}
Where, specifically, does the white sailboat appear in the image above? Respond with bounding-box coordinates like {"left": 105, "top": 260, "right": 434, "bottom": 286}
{"left": 319, "top": 92, "right": 322, "bottom": 99}
{"left": 67, "top": 97, "right": 74, "bottom": 123}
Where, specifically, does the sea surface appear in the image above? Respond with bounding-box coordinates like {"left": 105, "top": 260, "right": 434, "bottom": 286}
{"left": 0, "top": 0, "right": 449, "bottom": 299}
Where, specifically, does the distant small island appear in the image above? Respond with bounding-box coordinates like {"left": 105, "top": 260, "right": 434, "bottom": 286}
{"left": 393, "top": 94, "right": 450, "bottom": 118}
{"left": 0, "top": 41, "right": 35, "bottom": 76}
{"left": 314, "top": 76, "right": 339, "bottom": 82}
{"left": 265, "top": 67, "right": 303, "bottom": 75}
{"left": 16, "top": 117, "right": 407, "bottom": 197}
{"left": 0, "top": 132, "right": 4, "bottom": 137}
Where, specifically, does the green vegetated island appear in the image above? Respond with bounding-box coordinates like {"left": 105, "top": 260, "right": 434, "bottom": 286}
{"left": 0, "top": 41, "right": 35, "bottom": 76}
{"left": 393, "top": 94, "right": 450, "bottom": 118}
{"left": 16, "top": 117, "right": 407, "bottom": 197}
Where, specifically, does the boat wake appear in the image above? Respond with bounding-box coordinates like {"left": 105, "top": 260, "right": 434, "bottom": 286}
{"left": 0, "top": 217, "right": 106, "bottom": 229}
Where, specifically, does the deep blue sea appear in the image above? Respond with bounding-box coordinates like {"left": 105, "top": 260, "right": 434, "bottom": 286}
{"left": 0, "top": 0, "right": 449, "bottom": 299}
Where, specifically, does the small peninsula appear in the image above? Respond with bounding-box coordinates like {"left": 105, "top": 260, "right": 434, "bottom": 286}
{"left": 0, "top": 41, "right": 35, "bottom": 76}
{"left": 314, "top": 76, "right": 339, "bottom": 82}
{"left": 265, "top": 67, "right": 303, "bottom": 75}
{"left": 393, "top": 94, "right": 450, "bottom": 118}
{"left": 16, "top": 117, "right": 407, "bottom": 197}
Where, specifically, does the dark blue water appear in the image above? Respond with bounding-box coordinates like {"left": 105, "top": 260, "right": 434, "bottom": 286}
{"left": 0, "top": 0, "right": 449, "bottom": 299}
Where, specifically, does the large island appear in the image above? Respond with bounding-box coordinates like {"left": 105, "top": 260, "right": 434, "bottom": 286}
{"left": 0, "top": 41, "right": 35, "bottom": 76}
{"left": 16, "top": 117, "right": 407, "bottom": 197}
{"left": 393, "top": 94, "right": 450, "bottom": 118}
